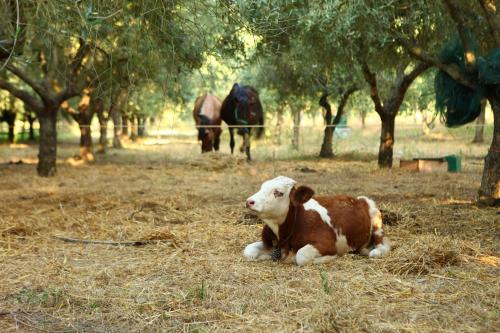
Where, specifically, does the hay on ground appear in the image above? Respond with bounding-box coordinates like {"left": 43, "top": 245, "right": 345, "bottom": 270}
{"left": 0, "top": 141, "right": 498, "bottom": 333}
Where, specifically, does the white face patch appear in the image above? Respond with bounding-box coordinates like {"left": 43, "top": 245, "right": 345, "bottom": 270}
{"left": 303, "top": 199, "right": 332, "bottom": 228}
{"left": 246, "top": 176, "right": 297, "bottom": 223}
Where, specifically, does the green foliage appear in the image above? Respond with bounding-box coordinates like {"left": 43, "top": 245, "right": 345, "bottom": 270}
{"left": 402, "top": 70, "right": 436, "bottom": 115}
{"left": 1, "top": 0, "right": 496, "bottom": 128}
{"left": 192, "top": 280, "right": 207, "bottom": 300}
{"left": 16, "top": 287, "right": 64, "bottom": 307}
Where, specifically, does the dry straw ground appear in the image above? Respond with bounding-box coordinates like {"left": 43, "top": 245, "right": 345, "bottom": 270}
{"left": 0, "top": 130, "right": 498, "bottom": 332}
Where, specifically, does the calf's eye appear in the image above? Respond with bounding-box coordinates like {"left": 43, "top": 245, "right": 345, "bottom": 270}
{"left": 273, "top": 190, "right": 284, "bottom": 198}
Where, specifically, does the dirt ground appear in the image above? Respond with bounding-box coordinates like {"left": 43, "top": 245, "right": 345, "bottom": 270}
{"left": 0, "top": 137, "right": 498, "bottom": 332}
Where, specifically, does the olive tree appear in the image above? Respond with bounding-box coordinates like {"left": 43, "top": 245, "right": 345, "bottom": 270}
{"left": 397, "top": 0, "right": 500, "bottom": 205}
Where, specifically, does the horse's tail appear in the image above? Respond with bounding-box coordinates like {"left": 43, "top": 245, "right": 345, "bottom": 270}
{"left": 255, "top": 114, "right": 264, "bottom": 140}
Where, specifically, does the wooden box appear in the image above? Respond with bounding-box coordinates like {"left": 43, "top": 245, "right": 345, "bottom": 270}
{"left": 400, "top": 158, "right": 448, "bottom": 172}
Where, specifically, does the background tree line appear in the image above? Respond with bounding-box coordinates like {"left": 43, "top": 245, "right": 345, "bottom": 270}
{"left": 0, "top": 0, "right": 498, "bottom": 205}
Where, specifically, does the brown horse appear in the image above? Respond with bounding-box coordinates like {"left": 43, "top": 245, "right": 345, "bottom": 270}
{"left": 193, "top": 93, "right": 222, "bottom": 153}
{"left": 220, "top": 83, "right": 264, "bottom": 161}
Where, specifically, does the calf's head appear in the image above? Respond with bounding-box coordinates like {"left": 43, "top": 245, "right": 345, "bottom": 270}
{"left": 246, "top": 176, "right": 314, "bottom": 222}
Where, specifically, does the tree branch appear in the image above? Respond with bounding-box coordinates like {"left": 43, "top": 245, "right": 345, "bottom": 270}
{"left": 404, "top": 62, "right": 432, "bottom": 84}
{"left": 442, "top": 0, "right": 477, "bottom": 74}
{"left": 52, "top": 235, "right": 173, "bottom": 246}
{"left": 333, "top": 86, "right": 358, "bottom": 126}
{"left": 58, "top": 88, "right": 82, "bottom": 104}
{"left": 319, "top": 92, "right": 330, "bottom": 110}
{"left": 359, "top": 58, "right": 384, "bottom": 117}
{"left": 399, "top": 39, "right": 476, "bottom": 89}
{"left": 69, "top": 38, "right": 91, "bottom": 79}
{"left": 5, "top": 63, "right": 49, "bottom": 100}
{"left": 319, "top": 93, "right": 332, "bottom": 127}
{"left": 478, "top": 0, "right": 500, "bottom": 45}
{"left": 385, "top": 62, "right": 432, "bottom": 116}
{"left": 58, "top": 39, "right": 91, "bottom": 103}
{"left": 0, "top": 78, "right": 43, "bottom": 113}
{"left": 0, "top": 0, "right": 26, "bottom": 61}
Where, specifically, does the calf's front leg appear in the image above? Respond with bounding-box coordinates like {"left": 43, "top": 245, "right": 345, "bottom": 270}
{"left": 243, "top": 241, "right": 272, "bottom": 260}
{"left": 295, "top": 244, "right": 337, "bottom": 266}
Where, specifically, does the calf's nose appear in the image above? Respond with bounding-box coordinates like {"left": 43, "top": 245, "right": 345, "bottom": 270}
{"left": 246, "top": 200, "right": 255, "bottom": 208}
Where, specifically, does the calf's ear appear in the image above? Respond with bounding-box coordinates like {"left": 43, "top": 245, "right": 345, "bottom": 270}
{"left": 291, "top": 186, "right": 314, "bottom": 205}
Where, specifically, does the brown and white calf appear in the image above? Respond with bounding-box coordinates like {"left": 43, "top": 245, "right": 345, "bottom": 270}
{"left": 243, "top": 176, "right": 390, "bottom": 266}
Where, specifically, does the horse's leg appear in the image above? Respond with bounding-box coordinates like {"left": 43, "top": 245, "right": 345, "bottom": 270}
{"left": 214, "top": 134, "right": 220, "bottom": 151}
{"left": 239, "top": 129, "right": 248, "bottom": 153}
{"left": 239, "top": 139, "right": 245, "bottom": 153}
{"left": 229, "top": 127, "right": 235, "bottom": 154}
{"left": 244, "top": 131, "right": 251, "bottom": 161}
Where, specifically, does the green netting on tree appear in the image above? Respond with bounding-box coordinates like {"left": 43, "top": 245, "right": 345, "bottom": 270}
{"left": 439, "top": 30, "right": 480, "bottom": 68}
{"left": 435, "top": 31, "right": 483, "bottom": 127}
{"left": 434, "top": 30, "right": 500, "bottom": 126}
{"left": 478, "top": 48, "right": 500, "bottom": 97}
{"left": 435, "top": 70, "right": 482, "bottom": 126}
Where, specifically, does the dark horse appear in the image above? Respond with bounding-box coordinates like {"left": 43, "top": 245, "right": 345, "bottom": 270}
{"left": 220, "top": 83, "right": 264, "bottom": 161}
{"left": 193, "top": 93, "right": 222, "bottom": 153}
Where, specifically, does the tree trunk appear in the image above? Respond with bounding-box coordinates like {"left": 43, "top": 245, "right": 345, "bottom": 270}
{"left": 121, "top": 115, "right": 129, "bottom": 137}
{"left": 360, "top": 59, "right": 430, "bottom": 169}
{"left": 111, "top": 107, "right": 122, "bottom": 148}
{"left": 137, "top": 116, "right": 146, "bottom": 137}
{"left": 319, "top": 87, "right": 357, "bottom": 158}
{"left": 79, "top": 121, "right": 93, "bottom": 161}
{"left": 319, "top": 94, "right": 334, "bottom": 158}
{"left": 130, "top": 116, "right": 138, "bottom": 141}
{"left": 479, "top": 93, "right": 500, "bottom": 205}
{"left": 0, "top": 39, "right": 90, "bottom": 177}
{"left": 420, "top": 109, "right": 433, "bottom": 135}
{"left": 77, "top": 99, "right": 95, "bottom": 161}
{"left": 275, "top": 106, "right": 284, "bottom": 145}
{"left": 109, "top": 88, "right": 128, "bottom": 148}
{"left": 28, "top": 114, "right": 35, "bottom": 141}
{"left": 360, "top": 110, "right": 367, "bottom": 128}
{"left": 292, "top": 108, "right": 301, "bottom": 150}
{"left": 96, "top": 100, "right": 107, "bottom": 153}
{"left": 378, "top": 114, "right": 396, "bottom": 168}
{"left": 472, "top": 99, "right": 486, "bottom": 143}
{"left": 37, "top": 109, "right": 58, "bottom": 177}
{"left": 70, "top": 92, "right": 95, "bottom": 161}
{"left": 5, "top": 111, "right": 16, "bottom": 143}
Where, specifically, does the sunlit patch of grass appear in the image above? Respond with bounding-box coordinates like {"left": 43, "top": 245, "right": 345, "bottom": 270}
{"left": 477, "top": 256, "right": 500, "bottom": 267}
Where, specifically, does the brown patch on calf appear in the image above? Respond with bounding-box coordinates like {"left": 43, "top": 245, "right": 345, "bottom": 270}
{"left": 262, "top": 225, "right": 277, "bottom": 248}
{"left": 315, "top": 196, "right": 372, "bottom": 251}
{"left": 260, "top": 190, "right": 375, "bottom": 259}
{"left": 280, "top": 204, "right": 338, "bottom": 258}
